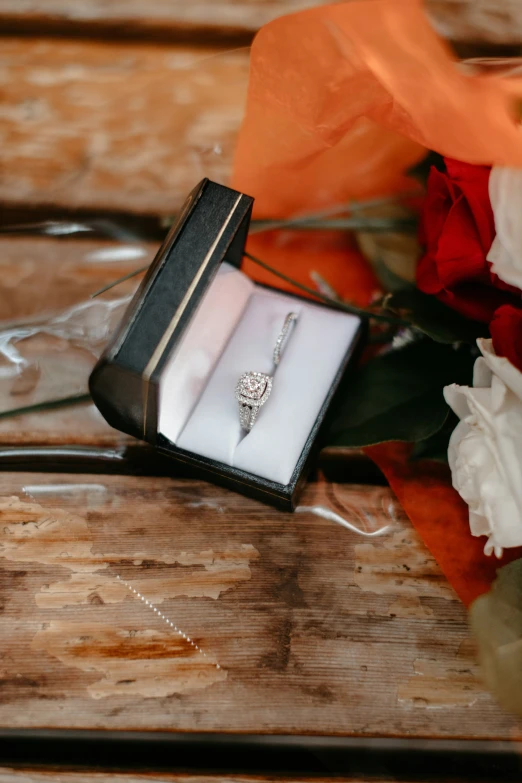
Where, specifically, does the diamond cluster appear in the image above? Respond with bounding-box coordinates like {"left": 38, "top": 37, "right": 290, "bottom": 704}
{"left": 235, "top": 371, "right": 273, "bottom": 407}
{"left": 236, "top": 371, "right": 273, "bottom": 430}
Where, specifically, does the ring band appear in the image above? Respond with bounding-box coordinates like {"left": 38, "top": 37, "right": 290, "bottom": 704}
{"left": 273, "top": 312, "right": 298, "bottom": 366}
{"left": 236, "top": 312, "right": 298, "bottom": 433}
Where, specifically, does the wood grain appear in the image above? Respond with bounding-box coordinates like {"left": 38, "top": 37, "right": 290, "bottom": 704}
{"left": 0, "top": 0, "right": 328, "bottom": 39}
{"left": 0, "top": 39, "right": 249, "bottom": 215}
{"left": 1, "top": 0, "right": 521, "bottom": 43}
{"left": 427, "top": 0, "right": 522, "bottom": 44}
{"left": 1, "top": 15, "right": 520, "bottom": 219}
{"left": 0, "top": 237, "right": 155, "bottom": 323}
{"left": 0, "top": 774, "right": 417, "bottom": 783}
{"left": 0, "top": 236, "right": 151, "bottom": 447}
{"left": 0, "top": 472, "right": 519, "bottom": 737}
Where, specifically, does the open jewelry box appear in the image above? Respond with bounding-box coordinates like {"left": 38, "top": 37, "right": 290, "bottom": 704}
{"left": 90, "top": 179, "right": 365, "bottom": 509}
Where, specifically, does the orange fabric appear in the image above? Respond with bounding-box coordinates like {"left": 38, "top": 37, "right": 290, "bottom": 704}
{"left": 245, "top": 232, "right": 379, "bottom": 305}
{"left": 366, "top": 443, "right": 522, "bottom": 606}
{"left": 232, "top": 0, "right": 522, "bottom": 603}
{"left": 232, "top": 0, "right": 522, "bottom": 218}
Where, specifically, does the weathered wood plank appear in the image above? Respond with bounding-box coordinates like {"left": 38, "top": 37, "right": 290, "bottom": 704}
{"left": 0, "top": 472, "right": 519, "bottom": 737}
{"left": 427, "top": 0, "right": 522, "bottom": 44}
{"left": 0, "top": 17, "right": 519, "bottom": 220}
{"left": 0, "top": 773, "right": 414, "bottom": 783}
{"left": 0, "top": 39, "right": 248, "bottom": 215}
{"left": 0, "top": 236, "right": 152, "bottom": 446}
{"left": 1, "top": 0, "right": 521, "bottom": 44}
{"left": 0, "top": 0, "right": 321, "bottom": 38}
{"left": 0, "top": 236, "right": 155, "bottom": 323}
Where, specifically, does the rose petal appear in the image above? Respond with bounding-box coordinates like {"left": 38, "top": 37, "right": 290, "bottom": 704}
{"left": 416, "top": 251, "right": 442, "bottom": 294}
{"left": 438, "top": 284, "right": 513, "bottom": 323}
{"left": 445, "top": 159, "right": 495, "bottom": 252}
{"left": 478, "top": 338, "right": 522, "bottom": 401}
{"left": 435, "top": 195, "right": 490, "bottom": 286}
{"left": 444, "top": 383, "right": 471, "bottom": 421}
{"left": 488, "top": 167, "right": 522, "bottom": 289}
{"left": 473, "top": 356, "right": 493, "bottom": 388}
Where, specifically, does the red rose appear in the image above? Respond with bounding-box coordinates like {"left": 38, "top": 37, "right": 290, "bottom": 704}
{"left": 417, "top": 158, "right": 519, "bottom": 322}
{"left": 490, "top": 304, "right": 522, "bottom": 372}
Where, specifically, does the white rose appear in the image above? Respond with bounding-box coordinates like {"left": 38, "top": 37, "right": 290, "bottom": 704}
{"left": 487, "top": 166, "right": 522, "bottom": 290}
{"left": 444, "top": 338, "right": 522, "bottom": 558}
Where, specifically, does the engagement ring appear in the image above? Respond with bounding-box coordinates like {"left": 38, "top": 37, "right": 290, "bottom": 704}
{"left": 236, "top": 312, "right": 298, "bottom": 432}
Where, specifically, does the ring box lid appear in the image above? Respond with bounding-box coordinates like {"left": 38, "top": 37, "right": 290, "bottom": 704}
{"left": 89, "top": 179, "right": 254, "bottom": 444}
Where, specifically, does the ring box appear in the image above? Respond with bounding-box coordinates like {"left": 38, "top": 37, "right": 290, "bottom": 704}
{"left": 89, "top": 179, "right": 365, "bottom": 510}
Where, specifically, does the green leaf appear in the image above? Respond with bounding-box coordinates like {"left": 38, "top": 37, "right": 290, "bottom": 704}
{"left": 329, "top": 389, "right": 449, "bottom": 448}
{"left": 384, "top": 288, "right": 489, "bottom": 344}
{"left": 470, "top": 558, "right": 522, "bottom": 718}
{"left": 326, "top": 340, "right": 475, "bottom": 448}
{"left": 409, "top": 411, "right": 459, "bottom": 463}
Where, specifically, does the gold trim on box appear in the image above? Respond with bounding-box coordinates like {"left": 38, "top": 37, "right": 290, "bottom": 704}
{"left": 142, "top": 193, "right": 243, "bottom": 438}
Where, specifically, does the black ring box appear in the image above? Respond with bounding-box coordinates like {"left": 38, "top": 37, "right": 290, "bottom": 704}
{"left": 89, "top": 179, "right": 365, "bottom": 510}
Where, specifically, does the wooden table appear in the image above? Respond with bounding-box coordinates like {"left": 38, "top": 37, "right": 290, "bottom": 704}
{"left": 1, "top": 241, "right": 522, "bottom": 782}
{"left": 1, "top": 2, "right": 522, "bottom": 781}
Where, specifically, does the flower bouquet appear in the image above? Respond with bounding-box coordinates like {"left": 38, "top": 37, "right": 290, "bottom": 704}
{"left": 231, "top": 0, "right": 522, "bottom": 714}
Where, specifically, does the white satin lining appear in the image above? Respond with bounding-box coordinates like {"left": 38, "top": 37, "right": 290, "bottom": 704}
{"left": 159, "top": 263, "right": 361, "bottom": 485}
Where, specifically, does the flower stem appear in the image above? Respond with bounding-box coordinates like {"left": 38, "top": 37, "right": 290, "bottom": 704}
{"left": 243, "top": 251, "right": 409, "bottom": 326}
{"left": 91, "top": 251, "right": 409, "bottom": 327}
{"left": 250, "top": 217, "right": 416, "bottom": 233}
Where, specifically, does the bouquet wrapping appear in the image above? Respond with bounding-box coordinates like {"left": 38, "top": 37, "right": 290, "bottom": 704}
{"left": 232, "top": 0, "right": 522, "bottom": 714}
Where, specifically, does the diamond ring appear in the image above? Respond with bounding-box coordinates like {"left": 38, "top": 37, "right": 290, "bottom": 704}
{"left": 235, "top": 312, "right": 298, "bottom": 432}
{"left": 236, "top": 371, "right": 273, "bottom": 432}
